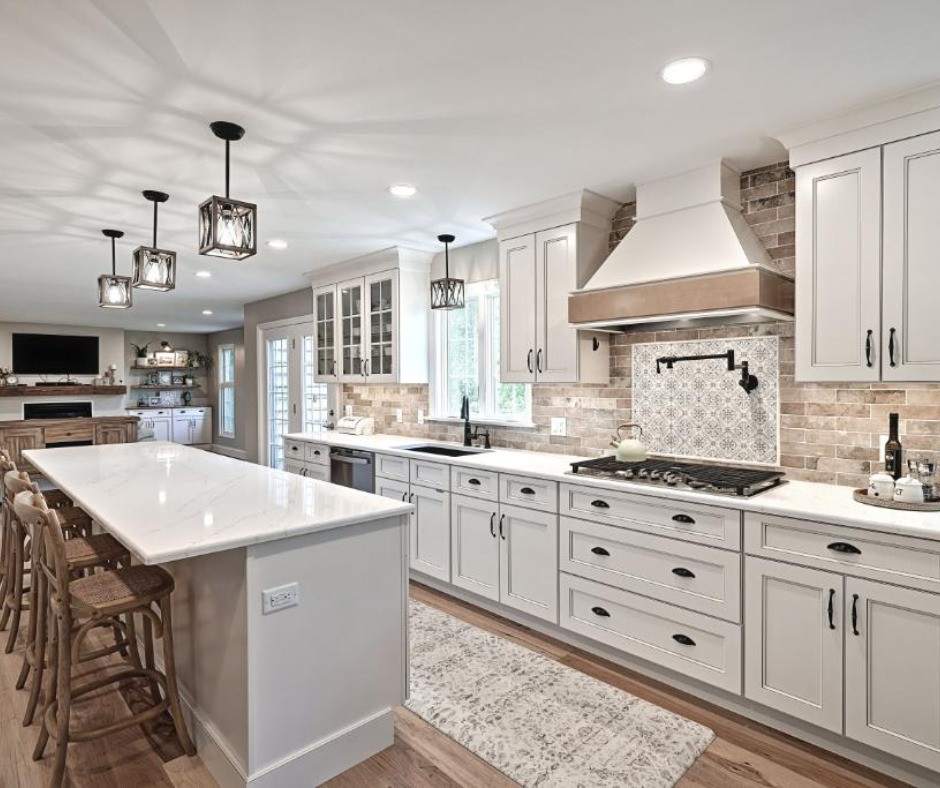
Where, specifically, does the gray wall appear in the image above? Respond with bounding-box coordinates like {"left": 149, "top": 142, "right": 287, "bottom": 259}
{"left": 124, "top": 330, "right": 209, "bottom": 408}
{"left": 206, "top": 327, "right": 246, "bottom": 455}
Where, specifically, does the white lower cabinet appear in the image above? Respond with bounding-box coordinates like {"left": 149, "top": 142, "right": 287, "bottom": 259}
{"left": 744, "top": 557, "right": 844, "bottom": 733}
{"left": 376, "top": 476, "right": 410, "bottom": 502}
{"left": 450, "top": 495, "right": 558, "bottom": 621}
{"left": 304, "top": 464, "right": 330, "bottom": 482}
{"left": 411, "top": 485, "right": 451, "bottom": 582}
{"left": 846, "top": 577, "right": 940, "bottom": 772}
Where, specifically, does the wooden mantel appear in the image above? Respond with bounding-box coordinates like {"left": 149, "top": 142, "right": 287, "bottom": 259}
{"left": 0, "top": 385, "right": 127, "bottom": 397}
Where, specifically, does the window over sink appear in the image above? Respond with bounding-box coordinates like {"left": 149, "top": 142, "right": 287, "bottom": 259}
{"left": 430, "top": 280, "right": 531, "bottom": 424}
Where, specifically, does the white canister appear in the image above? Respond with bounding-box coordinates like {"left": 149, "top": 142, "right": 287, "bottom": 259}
{"left": 894, "top": 476, "right": 925, "bottom": 504}
{"left": 868, "top": 472, "right": 895, "bottom": 499}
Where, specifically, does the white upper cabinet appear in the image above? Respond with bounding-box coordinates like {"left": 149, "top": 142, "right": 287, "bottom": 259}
{"left": 488, "top": 190, "right": 617, "bottom": 385}
{"left": 795, "top": 128, "right": 940, "bottom": 382}
{"left": 882, "top": 131, "right": 940, "bottom": 381}
{"left": 795, "top": 149, "right": 882, "bottom": 382}
{"left": 307, "top": 248, "right": 432, "bottom": 385}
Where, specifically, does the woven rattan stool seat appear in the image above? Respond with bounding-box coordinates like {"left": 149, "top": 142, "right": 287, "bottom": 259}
{"left": 70, "top": 565, "right": 173, "bottom": 612}
{"left": 63, "top": 534, "right": 129, "bottom": 568}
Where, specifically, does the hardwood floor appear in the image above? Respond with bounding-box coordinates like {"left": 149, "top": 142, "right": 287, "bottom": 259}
{"left": 0, "top": 581, "right": 907, "bottom": 788}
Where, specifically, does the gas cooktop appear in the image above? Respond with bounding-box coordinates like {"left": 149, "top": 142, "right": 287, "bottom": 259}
{"left": 568, "top": 457, "right": 785, "bottom": 497}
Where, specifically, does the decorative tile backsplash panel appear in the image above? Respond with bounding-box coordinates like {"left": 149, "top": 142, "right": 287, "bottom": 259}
{"left": 632, "top": 337, "right": 779, "bottom": 465}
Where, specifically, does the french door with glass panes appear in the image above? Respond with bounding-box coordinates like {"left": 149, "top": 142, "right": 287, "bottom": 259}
{"left": 261, "top": 319, "right": 335, "bottom": 469}
{"left": 335, "top": 271, "right": 398, "bottom": 383}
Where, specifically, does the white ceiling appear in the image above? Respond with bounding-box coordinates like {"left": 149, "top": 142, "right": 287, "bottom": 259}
{"left": 2, "top": 0, "right": 940, "bottom": 332}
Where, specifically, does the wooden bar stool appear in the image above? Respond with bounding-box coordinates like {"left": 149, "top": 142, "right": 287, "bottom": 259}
{"left": 13, "top": 490, "right": 196, "bottom": 788}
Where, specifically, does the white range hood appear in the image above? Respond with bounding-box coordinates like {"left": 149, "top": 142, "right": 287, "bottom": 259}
{"left": 568, "top": 160, "right": 794, "bottom": 330}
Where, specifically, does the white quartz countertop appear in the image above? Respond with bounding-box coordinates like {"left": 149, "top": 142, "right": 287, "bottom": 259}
{"left": 285, "top": 431, "right": 940, "bottom": 542}
{"left": 24, "top": 442, "right": 413, "bottom": 565}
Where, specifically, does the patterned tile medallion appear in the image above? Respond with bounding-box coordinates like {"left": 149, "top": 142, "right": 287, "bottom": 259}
{"left": 632, "top": 336, "right": 779, "bottom": 465}
{"left": 407, "top": 600, "right": 714, "bottom": 788}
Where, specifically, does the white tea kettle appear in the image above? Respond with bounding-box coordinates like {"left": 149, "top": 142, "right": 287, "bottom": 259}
{"left": 611, "top": 423, "right": 647, "bottom": 462}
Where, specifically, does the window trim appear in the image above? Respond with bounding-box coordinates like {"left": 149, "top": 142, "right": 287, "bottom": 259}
{"left": 218, "top": 343, "right": 236, "bottom": 439}
{"left": 430, "top": 280, "right": 532, "bottom": 424}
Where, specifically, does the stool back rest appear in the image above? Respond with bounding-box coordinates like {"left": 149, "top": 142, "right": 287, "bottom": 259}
{"left": 0, "top": 450, "right": 14, "bottom": 475}
{"left": 12, "top": 489, "right": 68, "bottom": 606}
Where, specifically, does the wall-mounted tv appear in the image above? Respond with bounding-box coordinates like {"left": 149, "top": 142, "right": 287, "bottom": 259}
{"left": 12, "top": 333, "right": 100, "bottom": 376}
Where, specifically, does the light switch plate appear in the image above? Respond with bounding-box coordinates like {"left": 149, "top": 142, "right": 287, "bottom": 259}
{"left": 396, "top": 408, "right": 403, "bottom": 423}
{"left": 262, "top": 582, "right": 299, "bottom": 615}
{"left": 345, "top": 404, "right": 353, "bottom": 416}
{"left": 551, "top": 417, "right": 567, "bottom": 436}
{"left": 417, "top": 409, "right": 425, "bottom": 425}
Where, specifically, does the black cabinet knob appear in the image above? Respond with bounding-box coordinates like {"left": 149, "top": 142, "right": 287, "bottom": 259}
{"left": 591, "top": 499, "right": 610, "bottom": 509}
{"left": 671, "top": 567, "right": 696, "bottom": 579}
{"left": 672, "top": 634, "right": 696, "bottom": 647}
{"left": 591, "top": 606, "right": 610, "bottom": 618}
{"left": 590, "top": 546, "right": 611, "bottom": 557}
{"left": 827, "top": 542, "right": 861, "bottom": 555}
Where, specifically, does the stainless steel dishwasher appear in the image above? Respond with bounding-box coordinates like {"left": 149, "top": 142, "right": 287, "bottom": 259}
{"left": 329, "top": 447, "right": 375, "bottom": 493}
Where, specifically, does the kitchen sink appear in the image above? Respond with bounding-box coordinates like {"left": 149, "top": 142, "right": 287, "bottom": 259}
{"left": 395, "top": 443, "right": 490, "bottom": 458}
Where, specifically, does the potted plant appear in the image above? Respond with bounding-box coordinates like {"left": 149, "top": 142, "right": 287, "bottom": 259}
{"left": 186, "top": 351, "right": 212, "bottom": 386}
{"left": 130, "top": 342, "right": 151, "bottom": 367}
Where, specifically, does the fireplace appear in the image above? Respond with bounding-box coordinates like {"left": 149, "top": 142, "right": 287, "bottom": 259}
{"left": 23, "top": 402, "right": 92, "bottom": 420}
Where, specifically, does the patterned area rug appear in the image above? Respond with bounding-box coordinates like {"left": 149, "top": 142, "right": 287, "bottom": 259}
{"left": 407, "top": 600, "right": 714, "bottom": 788}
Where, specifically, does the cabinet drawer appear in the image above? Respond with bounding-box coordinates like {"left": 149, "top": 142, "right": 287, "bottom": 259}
{"left": 561, "top": 517, "right": 741, "bottom": 623}
{"left": 44, "top": 424, "right": 94, "bottom": 444}
{"left": 560, "top": 573, "right": 742, "bottom": 694}
{"left": 411, "top": 459, "right": 450, "bottom": 490}
{"left": 304, "top": 443, "right": 330, "bottom": 465}
{"left": 375, "top": 453, "right": 410, "bottom": 482}
{"left": 284, "top": 440, "right": 305, "bottom": 460}
{"left": 304, "top": 463, "right": 330, "bottom": 482}
{"left": 745, "top": 512, "right": 940, "bottom": 592}
{"left": 561, "top": 484, "right": 741, "bottom": 551}
{"left": 500, "top": 474, "right": 557, "bottom": 512}
{"left": 451, "top": 466, "right": 498, "bottom": 500}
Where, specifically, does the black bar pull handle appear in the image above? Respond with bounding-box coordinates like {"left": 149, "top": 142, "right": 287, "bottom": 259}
{"left": 499, "top": 514, "right": 506, "bottom": 540}
{"left": 526, "top": 349, "right": 533, "bottom": 373}
{"left": 672, "top": 567, "right": 696, "bottom": 579}
{"left": 865, "top": 329, "right": 874, "bottom": 367}
{"left": 591, "top": 606, "right": 610, "bottom": 618}
{"left": 591, "top": 499, "right": 610, "bottom": 509}
{"left": 672, "top": 634, "right": 696, "bottom": 647}
{"left": 888, "top": 327, "right": 897, "bottom": 367}
{"left": 852, "top": 593, "right": 860, "bottom": 636}
{"left": 828, "top": 588, "right": 836, "bottom": 630}
{"left": 590, "top": 546, "right": 611, "bottom": 557}
{"left": 468, "top": 478, "right": 482, "bottom": 486}
{"left": 827, "top": 541, "right": 861, "bottom": 555}
{"left": 489, "top": 512, "right": 496, "bottom": 538}
{"left": 672, "top": 514, "right": 695, "bottom": 524}
{"left": 536, "top": 348, "right": 543, "bottom": 373}
{"left": 520, "top": 487, "right": 536, "bottom": 495}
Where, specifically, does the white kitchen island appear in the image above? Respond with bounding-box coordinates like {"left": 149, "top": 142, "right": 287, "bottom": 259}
{"left": 23, "top": 441, "right": 413, "bottom": 788}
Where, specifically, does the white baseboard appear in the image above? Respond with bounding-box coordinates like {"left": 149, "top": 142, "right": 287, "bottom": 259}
{"left": 211, "top": 444, "right": 249, "bottom": 461}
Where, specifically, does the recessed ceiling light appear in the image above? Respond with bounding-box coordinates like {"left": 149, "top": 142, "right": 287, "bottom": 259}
{"left": 267, "top": 239, "right": 288, "bottom": 250}
{"left": 388, "top": 183, "right": 417, "bottom": 198}
{"left": 156, "top": 323, "right": 166, "bottom": 327}
{"left": 660, "top": 57, "right": 710, "bottom": 85}
{"left": 195, "top": 270, "right": 212, "bottom": 278}
{"left": 202, "top": 309, "right": 213, "bottom": 315}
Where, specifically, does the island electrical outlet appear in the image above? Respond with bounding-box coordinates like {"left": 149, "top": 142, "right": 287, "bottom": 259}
{"left": 262, "top": 582, "right": 299, "bottom": 615}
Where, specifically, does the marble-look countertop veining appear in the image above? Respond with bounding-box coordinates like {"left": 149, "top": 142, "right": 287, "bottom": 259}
{"left": 24, "top": 442, "right": 413, "bottom": 565}
{"left": 285, "top": 431, "right": 940, "bottom": 542}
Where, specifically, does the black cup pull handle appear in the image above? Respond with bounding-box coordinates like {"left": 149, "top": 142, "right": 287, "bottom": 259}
{"left": 828, "top": 588, "right": 836, "bottom": 630}
{"left": 590, "top": 546, "right": 611, "bottom": 557}
{"left": 672, "top": 514, "right": 695, "bottom": 524}
{"left": 672, "top": 634, "right": 696, "bottom": 647}
{"left": 888, "top": 327, "right": 897, "bottom": 367}
{"left": 591, "top": 606, "right": 610, "bottom": 618}
{"left": 852, "top": 593, "right": 860, "bottom": 636}
{"left": 827, "top": 541, "right": 861, "bottom": 555}
{"left": 672, "top": 567, "right": 696, "bottom": 579}
{"left": 489, "top": 512, "right": 496, "bottom": 538}
{"left": 468, "top": 478, "right": 481, "bottom": 486}
{"left": 591, "top": 499, "right": 610, "bottom": 509}
{"left": 865, "top": 329, "right": 874, "bottom": 367}
{"left": 520, "top": 487, "right": 535, "bottom": 495}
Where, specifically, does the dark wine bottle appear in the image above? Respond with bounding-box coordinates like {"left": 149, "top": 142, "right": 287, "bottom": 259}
{"left": 884, "top": 412, "right": 903, "bottom": 480}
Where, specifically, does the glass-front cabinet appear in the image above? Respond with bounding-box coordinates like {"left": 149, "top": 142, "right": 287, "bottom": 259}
{"left": 364, "top": 271, "right": 397, "bottom": 383}
{"left": 313, "top": 284, "right": 338, "bottom": 382}
{"left": 337, "top": 277, "right": 365, "bottom": 382}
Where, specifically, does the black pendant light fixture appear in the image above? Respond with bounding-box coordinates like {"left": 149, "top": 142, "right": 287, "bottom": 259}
{"left": 98, "top": 229, "right": 132, "bottom": 309}
{"left": 199, "top": 120, "right": 257, "bottom": 259}
{"left": 133, "top": 190, "right": 176, "bottom": 291}
{"left": 430, "top": 234, "right": 465, "bottom": 310}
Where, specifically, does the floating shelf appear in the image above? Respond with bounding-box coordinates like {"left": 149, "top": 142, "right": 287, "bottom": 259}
{"left": 0, "top": 385, "right": 128, "bottom": 398}
{"left": 131, "top": 365, "right": 200, "bottom": 372}
{"left": 131, "top": 385, "right": 201, "bottom": 391}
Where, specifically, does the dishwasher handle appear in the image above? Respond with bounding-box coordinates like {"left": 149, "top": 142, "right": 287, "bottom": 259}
{"left": 330, "top": 455, "right": 371, "bottom": 465}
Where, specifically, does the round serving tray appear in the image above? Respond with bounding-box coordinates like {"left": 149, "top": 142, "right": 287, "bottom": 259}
{"left": 853, "top": 488, "right": 940, "bottom": 512}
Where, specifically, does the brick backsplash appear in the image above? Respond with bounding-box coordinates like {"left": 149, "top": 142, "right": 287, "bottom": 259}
{"left": 344, "top": 162, "right": 940, "bottom": 488}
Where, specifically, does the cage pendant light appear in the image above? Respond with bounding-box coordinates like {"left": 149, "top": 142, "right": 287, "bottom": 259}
{"left": 198, "top": 121, "right": 257, "bottom": 259}
{"left": 133, "top": 190, "right": 176, "bottom": 291}
{"left": 430, "top": 233, "right": 465, "bottom": 310}
{"left": 98, "top": 229, "right": 132, "bottom": 309}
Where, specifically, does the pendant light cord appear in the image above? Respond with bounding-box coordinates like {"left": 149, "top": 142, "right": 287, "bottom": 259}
{"left": 153, "top": 200, "right": 158, "bottom": 248}
{"left": 444, "top": 239, "right": 450, "bottom": 278}
{"left": 225, "top": 140, "right": 230, "bottom": 198}
{"left": 110, "top": 236, "right": 116, "bottom": 276}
